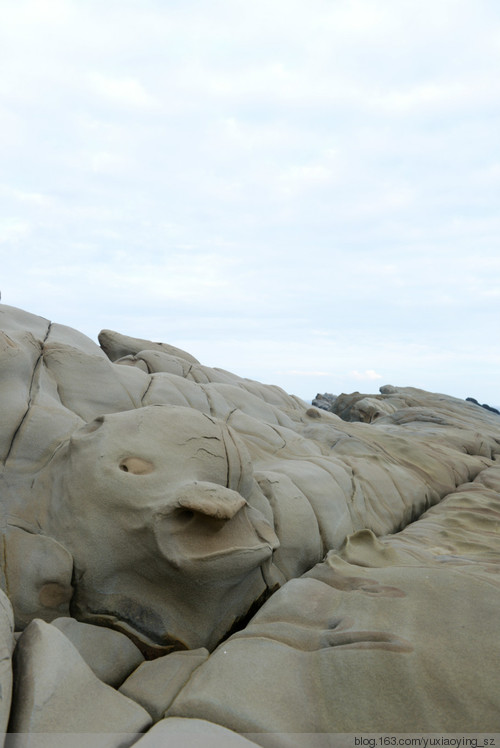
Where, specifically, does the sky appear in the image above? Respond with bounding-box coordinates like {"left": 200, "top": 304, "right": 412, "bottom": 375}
{"left": 1, "top": 0, "right": 499, "bottom": 404}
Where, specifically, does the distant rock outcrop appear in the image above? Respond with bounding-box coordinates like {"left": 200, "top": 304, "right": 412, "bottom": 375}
{"left": 311, "top": 391, "right": 336, "bottom": 410}
{"left": 466, "top": 396, "right": 500, "bottom": 415}
{"left": 316, "top": 388, "right": 500, "bottom": 422}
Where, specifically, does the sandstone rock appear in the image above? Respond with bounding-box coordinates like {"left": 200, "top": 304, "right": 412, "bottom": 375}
{"left": 311, "top": 392, "right": 336, "bottom": 410}
{"left": 168, "top": 555, "right": 500, "bottom": 734}
{"left": 1, "top": 303, "right": 500, "bottom": 737}
{"left": 3, "top": 529, "right": 73, "bottom": 630}
{"left": 166, "top": 464, "right": 500, "bottom": 735}
{"left": 119, "top": 648, "right": 209, "bottom": 721}
{"left": 8, "top": 619, "right": 151, "bottom": 744}
{"left": 465, "top": 396, "right": 500, "bottom": 414}
{"left": 132, "top": 717, "right": 257, "bottom": 747}
{"left": 0, "top": 590, "right": 15, "bottom": 745}
{"left": 98, "top": 329, "right": 200, "bottom": 365}
{"left": 2, "top": 302, "right": 498, "bottom": 659}
{"left": 50, "top": 618, "right": 144, "bottom": 687}
{"left": 43, "top": 406, "right": 279, "bottom": 653}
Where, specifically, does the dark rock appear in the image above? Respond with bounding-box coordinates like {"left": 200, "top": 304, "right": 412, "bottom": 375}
{"left": 466, "top": 397, "right": 500, "bottom": 415}
{"left": 311, "top": 392, "right": 336, "bottom": 411}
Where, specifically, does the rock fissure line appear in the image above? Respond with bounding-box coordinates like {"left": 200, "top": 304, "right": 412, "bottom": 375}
{"left": 4, "top": 354, "right": 42, "bottom": 466}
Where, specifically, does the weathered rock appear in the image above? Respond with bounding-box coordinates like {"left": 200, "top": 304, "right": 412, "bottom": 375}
{"left": 1, "top": 303, "right": 500, "bottom": 737}
{"left": 3, "top": 529, "right": 73, "bottom": 630}
{"left": 132, "top": 717, "right": 258, "bottom": 747}
{"left": 0, "top": 591, "right": 15, "bottom": 746}
{"left": 98, "top": 329, "right": 200, "bottom": 365}
{"left": 466, "top": 396, "right": 500, "bottom": 414}
{"left": 43, "top": 406, "right": 279, "bottom": 653}
{"left": 311, "top": 392, "right": 336, "bottom": 411}
{"left": 50, "top": 618, "right": 144, "bottom": 687}
{"left": 119, "top": 648, "right": 209, "bottom": 721}
{"left": 167, "top": 474, "right": 500, "bottom": 733}
{"left": 8, "top": 619, "right": 152, "bottom": 742}
{"left": 2, "top": 303, "right": 498, "bottom": 658}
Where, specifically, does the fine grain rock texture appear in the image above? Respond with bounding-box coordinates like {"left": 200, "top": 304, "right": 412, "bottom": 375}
{"left": 119, "top": 648, "right": 209, "bottom": 721}
{"left": 0, "top": 303, "right": 499, "bottom": 744}
{"left": 8, "top": 620, "right": 151, "bottom": 744}
{"left": 132, "top": 717, "right": 258, "bottom": 747}
{"left": 50, "top": 618, "right": 144, "bottom": 687}
{"left": 0, "top": 592, "right": 15, "bottom": 748}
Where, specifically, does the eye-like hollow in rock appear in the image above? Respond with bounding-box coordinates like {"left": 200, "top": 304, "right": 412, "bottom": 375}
{"left": 174, "top": 508, "right": 196, "bottom": 522}
{"left": 118, "top": 457, "right": 154, "bottom": 475}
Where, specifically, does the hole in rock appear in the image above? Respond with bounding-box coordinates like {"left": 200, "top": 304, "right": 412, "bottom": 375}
{"left": 119, "top": 457, "right": 155, "bottom": 474}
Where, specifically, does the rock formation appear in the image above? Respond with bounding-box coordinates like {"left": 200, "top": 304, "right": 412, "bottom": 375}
{"left": 311, "top": 392, "right": 336, "bottom": 411}
{"left": 0, "top": 303, "right": 499, "bottom": 745}
{"left": 466, "top": 396, "right": 500, "bottom": 415}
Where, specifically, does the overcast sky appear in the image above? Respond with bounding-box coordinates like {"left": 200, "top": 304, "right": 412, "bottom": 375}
{"left": 1, "top": 0, "right": 499, "bottom": 403}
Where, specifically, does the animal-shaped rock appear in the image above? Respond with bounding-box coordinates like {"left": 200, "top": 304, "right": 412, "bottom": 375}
{"left": 43, "top": 405, "right": 279, "bottom": 652}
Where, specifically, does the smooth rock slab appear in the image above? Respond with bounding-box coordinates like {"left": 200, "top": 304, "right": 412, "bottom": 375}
{"left": 132, "top": 717, "right": 258, "bottom": 748}
{"left": 0, "top": 591, "right": 15, "bottom": 748}
{"left": 50, "top": 617, "right": 144, "bottom": 687}
{"left": 3, "top": 529, "right": 73, "bottom": 630}
{"left": 8, "top": 620, "right": 151, "bottom": 747}
{"left": 167, "top": 555, "right": 500, "bottom": 734}
{"left": 119, "top": 648, "right": 209, "bottom": 721}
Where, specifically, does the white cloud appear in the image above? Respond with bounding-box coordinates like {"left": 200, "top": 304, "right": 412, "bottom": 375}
{"left": 0, "top": 218, "right": 31, "bottom": 244}
{"left": 27, "top": 252, "right": 247, "bottom": 308}
{"left": 87, "top": 73, "right": 158, "bottom": 108}
{"left": 277, "top": 163, "right": 334, "bottom": 198}
{"left": 278, "top": 370, "right": 332, "bottom": 377}
{"left": 351, "top": 370, "right": 384, "bottom": 382}
{"left": 0, "top": 185, "right": 53, "bottom": 207}
{"left": 85, "top": 151, "right": 131, "bottom": 175}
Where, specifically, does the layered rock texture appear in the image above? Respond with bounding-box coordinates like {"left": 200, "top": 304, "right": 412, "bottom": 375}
{"left": 0, "top": 303, "right": 499, "bottom": 745}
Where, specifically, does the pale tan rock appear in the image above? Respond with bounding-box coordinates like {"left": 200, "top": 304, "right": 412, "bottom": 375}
{"left": 0, "top": 590, "right": 15, "bottom": 745}
{"left": 168, "top": 561, "right": 500, "bottom": 733}
{"left": 345, "top": 395, "right": 399, "bottom": 422}
{"left": 42, "top": 341, "right": 146, "bottom": 421}
{"left": 208, "top": 383, "right": 297, "bottom": 428}
{"left": 142, "top": 371, "right": 215, "bottom": 412}
{"left": 44, "top": 406, "right": 279, "bottom": 652}
{"left": 384, "top": 463, "right": 500, "bottom": 566}
{"left": 0, "top": 305, "right": 495, "bottom": 660}
{"left": 119, "top": 648, "right": 209, "bottom": 720}
{"left": 98, "top": 329, "right": 200, "bottom": 364}
{"left": 254, "top": 471, "right": 324, "bottom": 578}
{"left": 133, "top": 717, "right": 258, "bottom": 747}
{"left": 5, "top": 735, "right": 144, "bottom": 748}
{"left": 3, "top": 529, "right": 73, "bottom": 630}
{"left": 1, "top": 303, "right": 500, "bottom": 737}
{"left": 8, "top": 619, "right": 152, "bottom": 739}
{"left": 117, "top": 350, "right": 192, "bottom": 376}
{"left": 50, "top": 617, "right": 144, "bottom": 686}
{"left": 0, "top": 328, "right": 43, "bottom": 465}
{"left": 167, "top": 470, "right": 500, "bottom": 734}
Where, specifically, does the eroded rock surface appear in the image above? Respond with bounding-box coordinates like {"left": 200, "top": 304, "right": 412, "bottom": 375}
{"left": 132, "top": 717, "right": 257, "bottom": 748}
{"left": 50, "top": 618, "right": 144, "bottom": 687}
{"left": 0, "top": 592, "right": 14, "bottom": 746}
{"left": 9, "top": 620, "right": 151, "bottom": 742}
{"left": 119, "top": 648, "right": 209, "bottom": 721}
{"left": 0, "top": 303, "right": 499, "bottom": 740}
